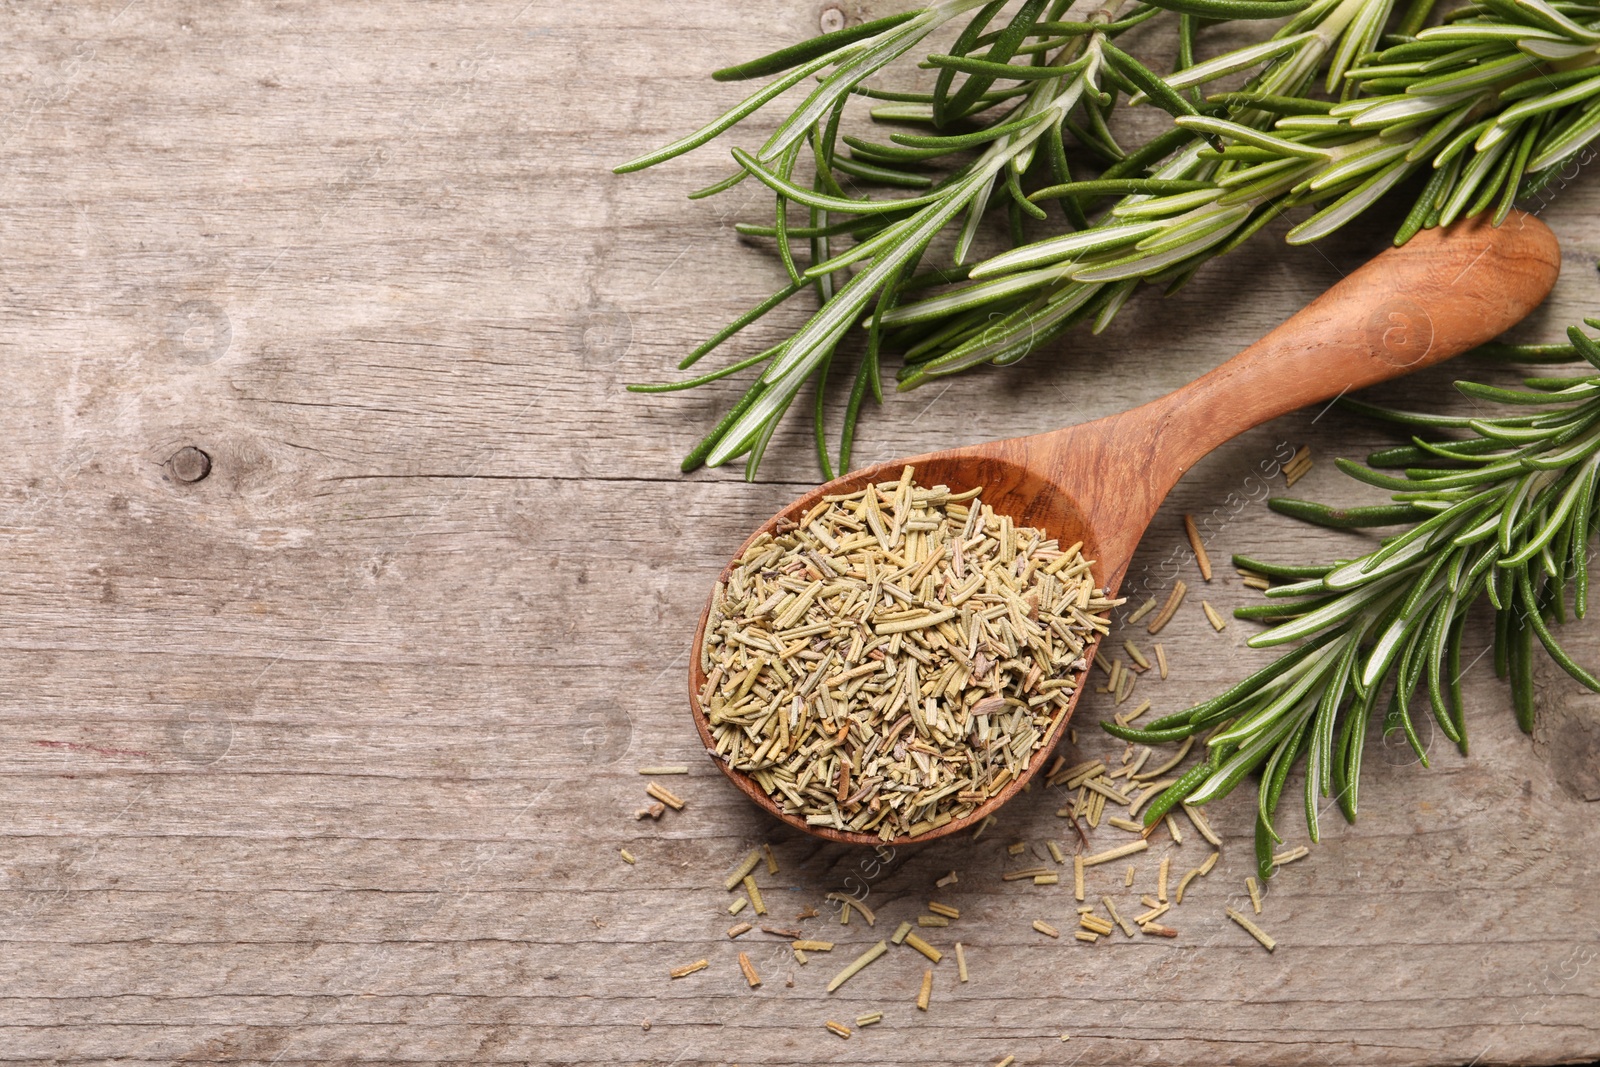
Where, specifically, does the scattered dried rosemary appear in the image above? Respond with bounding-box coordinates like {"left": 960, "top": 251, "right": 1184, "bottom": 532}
{"left": 701, "top": 466, "right": 1116, "bottom": 839}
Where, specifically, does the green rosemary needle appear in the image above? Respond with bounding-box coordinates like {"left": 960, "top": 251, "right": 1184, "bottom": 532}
{"left": 1108, "top": 318, "right": 1600, "bottom": 882}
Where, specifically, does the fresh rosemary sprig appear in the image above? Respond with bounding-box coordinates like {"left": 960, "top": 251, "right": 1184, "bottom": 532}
{"left": 1161, "top": 0, "right": 1600, "bottom": 245}
{"left": 1108, "top": 318, "right": 1600, "bottom": 882}
{"left": 887, "top": 0, "right": 1395, "bottom": 369}
{"left": 621, "top": 0, "right": 1600, "bottom": 476}
{"left": 619, "top": 0, "right": 1330, "bottom": 476}
{"left": 620, "top": 0, "right": 1112, "bottom": 477}
{"left": 897, "top": 0, "right": 1600, "bottom": 383}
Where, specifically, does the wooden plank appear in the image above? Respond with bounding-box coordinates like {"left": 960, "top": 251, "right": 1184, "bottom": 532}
{"left": 0, "top": 0, "right": 1597, "bottom": 1064}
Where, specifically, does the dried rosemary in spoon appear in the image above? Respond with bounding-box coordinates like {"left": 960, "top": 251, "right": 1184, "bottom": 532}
{"left": 699, "top": 465, "right": 1119, "bottom": 840}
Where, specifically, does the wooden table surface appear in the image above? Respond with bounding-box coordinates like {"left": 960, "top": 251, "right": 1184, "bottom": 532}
{"left": 4, "top": 3, "right": 1599, "bottom": 1065}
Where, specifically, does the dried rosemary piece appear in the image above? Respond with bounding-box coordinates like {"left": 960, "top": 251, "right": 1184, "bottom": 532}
{"left": 1283, "top": 445, "right": 1312, "bottom": 487}
{"left": 1079, "top": 913, "right": 1113, "bottom": 936}
{"left": 1135, "top": 736, "right": 1192, "bottom": 780}
{"left": 646, "top": 782, "right": 685, "bottom": 810}
{"left": 1183, "top": 515, "right": 1212, "bottom": 582}
{"left": 1103, "top": 896, "right": 1136, "bottom": 938}
{"left": 826, "top": 892, "right": 875, "bottom": 925}
{"left": 1175, "top": 853, "right": 1217, "bottom": 904}
{"left": 1082, "top": 839, "right": 1147, "bottom": 868}
{"left": 738, "top": 952, "right": 762, "bottom": 988}
{"left": 905, "top": 932, "right": 943, "bottom": 963}
{"left": 1147, "top": 581, "right": 1187, "bottom": 635}
{"left": 743, "top": 875, "right": 767, "bottom": 916}
{"left": 1182, "top": 803, "right": 1222, "bottom": 847}
{"left": 701, "top": 467, "right": 1115, "bottom": 839}
{"left": 1083, "top": 776, "right": 1132, "bottom": 806}
{"left": 1227, "top": 907, "right": 1277, "bottom": 951}
{"left": 826, "top": 941, "right": 888, "bottom": 992}
{"left": 1135, "top": 902, "right": 1170, "bottom": 925}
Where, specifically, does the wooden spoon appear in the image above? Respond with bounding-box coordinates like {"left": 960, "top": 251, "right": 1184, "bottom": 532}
{"left": 690, "top": 212, "right": 1561, "bottom": 847}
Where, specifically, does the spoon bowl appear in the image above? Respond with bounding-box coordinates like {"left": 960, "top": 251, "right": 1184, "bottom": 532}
{"left": 690, "top": 212, "right": 1563, "bottom": 846}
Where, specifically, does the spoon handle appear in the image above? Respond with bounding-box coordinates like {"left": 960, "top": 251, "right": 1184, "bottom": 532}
{"left": 1128, "top": 212, "right": 1561, "bottom": 481}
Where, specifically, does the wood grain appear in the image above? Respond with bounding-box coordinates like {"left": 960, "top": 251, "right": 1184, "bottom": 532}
{"left": 1, "top": 2, "right": 1597, "bottom": 1065}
